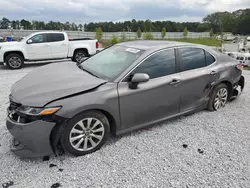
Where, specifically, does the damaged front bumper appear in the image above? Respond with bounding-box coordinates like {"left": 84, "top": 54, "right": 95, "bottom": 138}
{"left": 6, "top": 116, "right": 56, "bottom": 158}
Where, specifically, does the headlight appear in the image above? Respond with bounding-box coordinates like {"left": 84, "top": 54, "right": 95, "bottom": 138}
{"left": 17, "top": 106, "right": 61, "bottom": 116}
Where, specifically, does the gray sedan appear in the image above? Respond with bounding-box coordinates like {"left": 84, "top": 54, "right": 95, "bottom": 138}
{"left": 6, "top": 41, "right": 245, "bottom": 158}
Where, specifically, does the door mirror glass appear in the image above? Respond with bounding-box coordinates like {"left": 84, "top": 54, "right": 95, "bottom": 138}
{"left": 131, "top": 73, "right": 150, "bottom": 83}
{"left": 27, "top": 39, "right": 32, "bottom": 44}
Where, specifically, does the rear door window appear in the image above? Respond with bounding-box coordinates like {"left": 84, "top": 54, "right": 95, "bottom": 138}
{"left": 48, "top": 33, "right": 65, "bottom": 42}
{"left": 179, "top": 47, "right": 206, "bottom": 71}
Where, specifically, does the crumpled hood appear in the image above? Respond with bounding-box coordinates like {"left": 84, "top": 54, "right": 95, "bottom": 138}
{"left": 11, "top": 62, "right": 106, "bottom": 107}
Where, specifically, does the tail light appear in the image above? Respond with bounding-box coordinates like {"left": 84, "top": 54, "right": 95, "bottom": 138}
{"left": 96, "top": 41, "right": 99, "bottom": 49}
{"left": 236, "top": 63, "right": 244, "bottom": 71}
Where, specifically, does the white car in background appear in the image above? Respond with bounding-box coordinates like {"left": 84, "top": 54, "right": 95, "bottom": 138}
{"left": 246, "top": 37, "right": 250, "bottom": 48}
{"left": 0, "top": 31, "right": 99, "bottom": 69}
{"left": 236, "top": 53, "right": 250, "bottom": 66}
{"left": 0, "top": 35, "right": 4, "bottom": 42}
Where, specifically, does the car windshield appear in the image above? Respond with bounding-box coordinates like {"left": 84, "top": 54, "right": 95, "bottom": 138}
{"left": 80, "top": 45, "right": 145, "bottom": 80}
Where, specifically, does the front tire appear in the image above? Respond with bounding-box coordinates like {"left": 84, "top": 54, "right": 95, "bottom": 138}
{"left": 61, "top": 111, "right": 110, "bottom": 156}
{"left": 5, "top": 53, "right": 24, "bottom": 69}
{"left": 207, "top": 83, "right": 228, "bottom": 111}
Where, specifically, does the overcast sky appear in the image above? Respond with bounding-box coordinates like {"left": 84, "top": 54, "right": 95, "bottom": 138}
{"left": 0, "top": 0, "right": 249, "bottom": 23}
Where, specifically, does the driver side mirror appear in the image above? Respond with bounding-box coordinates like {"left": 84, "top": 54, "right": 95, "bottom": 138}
{"left": 129, "top": 73, "right": 150, "bottom": 89}
{"left": 27, "top": 39, "right": 32, "bottom": 44}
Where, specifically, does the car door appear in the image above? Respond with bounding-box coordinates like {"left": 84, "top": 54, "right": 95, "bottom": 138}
{"left": 177, "top": 47, "right": 217, "bottom": 113}
{"left": 26, "top": 33, "right": 51, "bottom": 60}
{"left": 47, "top": 33, "right": 68, "bottom": 59}
{"left": 118, "top": 48, "right": 182, "bottom": 129}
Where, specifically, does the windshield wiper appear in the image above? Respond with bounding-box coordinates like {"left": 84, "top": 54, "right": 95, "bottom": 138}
{"left": 78, "top": 64, "right": 99, "bottom": 78}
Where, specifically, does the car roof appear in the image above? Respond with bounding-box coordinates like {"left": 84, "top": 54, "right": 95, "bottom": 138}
{"left": 31, "top": 31, "right": 66, "bottom": 35}
{"left": 118, "top": 40, "right": 201, "bottom": 51}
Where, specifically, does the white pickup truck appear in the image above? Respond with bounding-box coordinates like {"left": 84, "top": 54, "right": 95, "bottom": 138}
{"left": 0, "top": 31, "right": 98, "bottom": 69}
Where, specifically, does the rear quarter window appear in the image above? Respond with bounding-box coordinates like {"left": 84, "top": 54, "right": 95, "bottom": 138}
{"left": 205, "top": 51, "right": 215, "bottom": 66}
{"left": 180, "top": 47, "right": 206, "bottom": 71}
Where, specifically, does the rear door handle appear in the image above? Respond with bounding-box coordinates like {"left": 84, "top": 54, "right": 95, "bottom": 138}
{"left": 170, "top": 79, "right": 181, "bottom": 85}
{"left": 210, "top": 71, "right": 217, "bottom": 75}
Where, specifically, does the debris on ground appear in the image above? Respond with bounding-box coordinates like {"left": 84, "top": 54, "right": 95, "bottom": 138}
{"left": 49, "top": 163, "right": 57, "bottom": 168}
{"left": 2, "top": 181, "right": 14, "bottom": 188}
{"left": 51, "top": 183, "right": 61, "bottom": 188}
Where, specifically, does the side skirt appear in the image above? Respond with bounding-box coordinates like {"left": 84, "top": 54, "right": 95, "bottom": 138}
{"left": 116, "top": 105, "right": 206, "bottom": 136}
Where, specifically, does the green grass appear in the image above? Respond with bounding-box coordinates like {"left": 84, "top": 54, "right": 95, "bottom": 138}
{"left": 101, "top": 37, "right": 223, "bottom": 48}
{"left": 244, "top": 66, "right": 250, "bottom": 70}
{"left": 165, "top": 38, "right": 223, "bottom": 47}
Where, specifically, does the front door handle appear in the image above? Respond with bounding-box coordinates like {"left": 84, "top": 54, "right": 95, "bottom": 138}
{"left": 210, "top": 71, "right": 217, "bottom": 75}
{"left": 170, "top": 79, "right": 181, "bottom": 85}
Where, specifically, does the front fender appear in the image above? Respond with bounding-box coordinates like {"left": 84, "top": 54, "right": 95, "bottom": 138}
{"left": 45, "top": 84, "right": 121, "bottom": 132}
{"left": 2, "top": 47, "right": 27, "bottom": 60}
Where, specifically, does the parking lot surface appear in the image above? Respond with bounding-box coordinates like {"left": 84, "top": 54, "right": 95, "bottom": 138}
{"left": 0, "top": 62, "right": 250, "bottom": 188}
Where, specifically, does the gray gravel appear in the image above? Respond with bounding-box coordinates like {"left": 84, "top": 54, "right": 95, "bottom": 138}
{"left": 0, "top": 62, "right": 250, "bottom": 188}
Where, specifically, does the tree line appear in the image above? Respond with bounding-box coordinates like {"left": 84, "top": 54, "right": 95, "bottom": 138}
{"left": 0, "top": 8, "right": 249, "bottom": 35}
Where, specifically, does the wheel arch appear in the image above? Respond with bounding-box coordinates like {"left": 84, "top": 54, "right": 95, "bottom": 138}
{"left": 4, "top": 51, "right": 25, "bottom": 62}
{"left": 50, "top": 108, "right": 117, "bottom": 155}
{"left": 73, "top": 48, "right": 89, "bottom": 56}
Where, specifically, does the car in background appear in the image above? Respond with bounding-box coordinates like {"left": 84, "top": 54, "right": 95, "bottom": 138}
{"left": 236, "top": 53, "right": 250, "bottom": 66}
{"left": 6, "top": 41, "right": 245, "bottom": 158}
{"left": 0, "top": 31, "right": 99, "bottom": 69}
{"left": 0, "top": 35, "right": 4, "bottom": 42}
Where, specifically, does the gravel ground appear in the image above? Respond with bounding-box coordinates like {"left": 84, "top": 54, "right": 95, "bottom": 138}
{"left": 0, "top": 62, "right": 250, "bottom": 188}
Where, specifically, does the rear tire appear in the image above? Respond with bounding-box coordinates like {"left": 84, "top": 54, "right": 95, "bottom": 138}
{"left": 5, "top": 53, "right": 24, "bottom": 69}
{"left": 207, "top": 83, "right": 228, "bottom": 111}
{"left": 61, "top": 111, "right": 110, "bottom": 156}
{"left": 72, "top": 50, "right": 88, "bottom": 64}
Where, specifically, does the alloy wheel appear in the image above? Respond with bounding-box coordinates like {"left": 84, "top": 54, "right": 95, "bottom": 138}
{"left": 214, "top": 88, "right": 228, "bottom": 110}
{"left": 8, "top": 57, "right": 22, "bottom": 68}
{"left": 75, "top": 52, "right": 85, "bottom": 63}
{"left": 69, "top": 118, "right": 105, "bottom": 151}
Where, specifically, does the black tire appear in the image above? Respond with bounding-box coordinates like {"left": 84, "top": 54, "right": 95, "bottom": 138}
{"left": 207, "top": 83, "right": 228, "bottom": 111}
{"left": 72, "top": 50, "right": 88, "bottom": 63}
{"left": 5, "top": 53, "right": 24, "bottom": 69}
{"left": 61, "top": 111, "right": 110, "bottom": 156}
